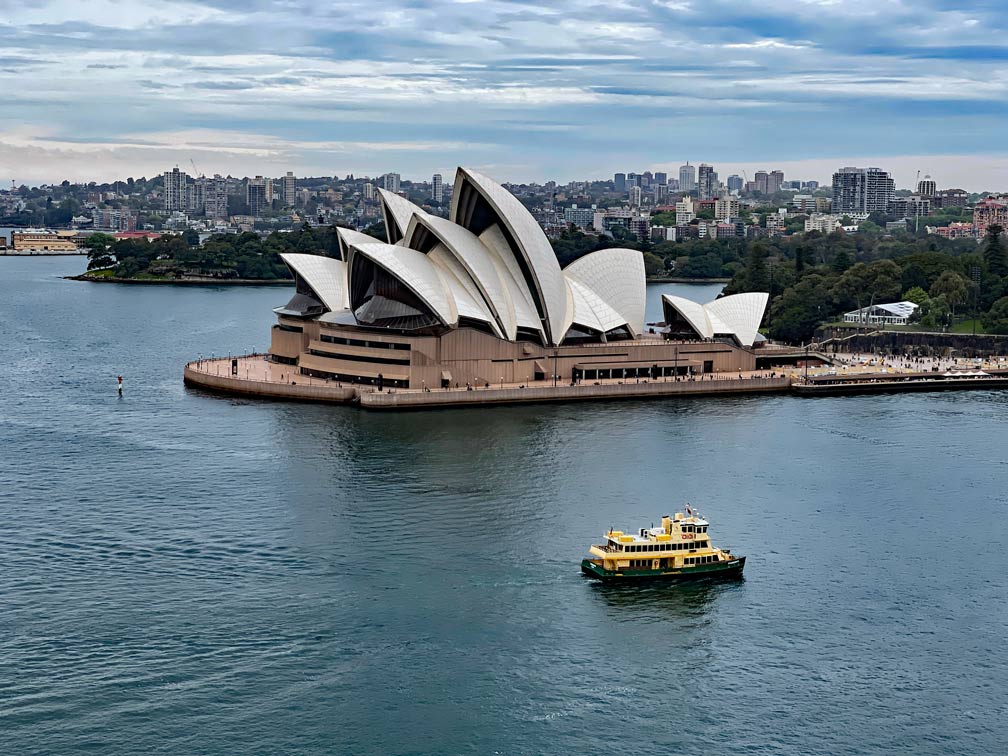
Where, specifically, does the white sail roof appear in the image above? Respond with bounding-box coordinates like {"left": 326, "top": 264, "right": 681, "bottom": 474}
{"left": 452, "top": 168, "right": 567, "bottom": 345}
{"left": 347, "top": 241, "right": 458, "bottom": 327}
{"left": 377, "top": 189, "right": 426, "bottom": 244}
{"left": 336, "top": 227, "right": 379, "bottom": 259}
{"left": 564, "top": 248, "right": 646, "bottom": 336}
{"left": 280, "top": 253, "right": 348, "bottom": 311}
{"left": 405, "top": 213, "right": 513, "bottom": 339}
{"left": 566, "top": 277, "right": 628, "bottom": 334}
{"left": 280, "top": 167, "right": 653, "bottom": 348}
{"left": 661, "top": 292, "right": 768, "bottom": 347}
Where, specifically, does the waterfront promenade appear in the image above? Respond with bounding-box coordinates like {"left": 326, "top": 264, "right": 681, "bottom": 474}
{"left": 184, "top": 351, "right": 1008, "bottom": 409}
{"left": 184, "top": 355, "right": 791, "bottom": 409}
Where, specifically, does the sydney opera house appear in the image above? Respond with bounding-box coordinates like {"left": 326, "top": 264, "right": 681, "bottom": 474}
{"left": 268, "top": 168, "right": 768, "bottom": 390}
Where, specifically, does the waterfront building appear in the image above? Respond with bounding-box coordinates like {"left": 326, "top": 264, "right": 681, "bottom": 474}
{"left": 432, "top": 173, "right": 443, "bottom": 203}
{"left": 283, "top": 172, "right": 297, "bottom": 207}
{"left": 679, "top": 164, "right": 695, "bottom": 193}
{"left": 697, "top": 164, "right": 717, "bottom": 200}
{"left": 843, "top": 301, "right": 918, "bottom": 325}
{"left": 268, "top": 168, "right": 768, "bottom": 389}
{"left": 11, "top": 230, "right": 81, "bottom": 253}
{"left": 91, "top": 208, "right": 138, "bottom": 232}
{"left": 164, "top": 167, "right": 188, "bottom": 212}
{"left": 832, "top": 167, "right": 894, "bottom": 215}
{"left": 383, "top": 173, "right": 401, "bottom": 194}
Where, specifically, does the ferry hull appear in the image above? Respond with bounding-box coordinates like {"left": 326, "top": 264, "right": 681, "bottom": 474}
{"left": 580, "top": 556, "right": 745, "bottom": 582}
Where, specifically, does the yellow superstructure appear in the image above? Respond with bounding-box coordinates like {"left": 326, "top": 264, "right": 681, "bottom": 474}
{"left": 586, "top": 511, "right": 739, "bottom": 574}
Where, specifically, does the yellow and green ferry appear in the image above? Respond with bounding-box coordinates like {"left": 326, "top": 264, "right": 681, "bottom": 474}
{"left": 581, "top": 510, "right": 745, "bottom": 582}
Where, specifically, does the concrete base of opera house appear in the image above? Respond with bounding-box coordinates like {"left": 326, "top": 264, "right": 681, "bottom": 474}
{"left": 183, "top": 355, "right": 792, "bottom": 409}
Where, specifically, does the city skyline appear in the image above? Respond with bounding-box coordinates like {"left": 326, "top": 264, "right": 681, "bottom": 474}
{"left": 1, "top": 1, "right": 1007, "bottom": 189}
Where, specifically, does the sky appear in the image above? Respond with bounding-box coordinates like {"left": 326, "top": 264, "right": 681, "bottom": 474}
{"left": 1, "top": 0, "right": 1006, "bottom": 190}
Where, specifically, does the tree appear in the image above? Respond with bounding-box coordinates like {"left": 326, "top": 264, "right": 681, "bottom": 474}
{"left": 983, "top": 224, "right": 1008, "bottom": 277}
{"left": 919, "top": 295, "right": 951, "bottom": 330}
{"left": 982, "top": 295, "right": 1008, "bottom": 334}
{"left": 746, "top": 244, "right": 769, "bottom": 291}
{"left": 832, "top": 247, "right": 853, "bottom": 273}
{"left": 84, "top": 232, "right": 117, "bottom": 270}
{"left": 902, "top": 286, "right": 929, "bottom": 305}
{"left": 929, "top": 270, "right": 969, "bottom": 315}
{"left": 769, "top": 273, "right": 833, "bottom": 343}
{"left": 642, "top": 252, "right": 665, "bottom": 277}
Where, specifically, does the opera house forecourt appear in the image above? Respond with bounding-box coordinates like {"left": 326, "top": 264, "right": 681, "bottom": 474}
{"left": 184, "top": 168, "right": 776, "bottom": 408}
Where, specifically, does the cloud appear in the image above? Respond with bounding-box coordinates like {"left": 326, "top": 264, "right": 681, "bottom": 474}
{"left": 0, "top": 0, "right": 1006, "bottom": 188}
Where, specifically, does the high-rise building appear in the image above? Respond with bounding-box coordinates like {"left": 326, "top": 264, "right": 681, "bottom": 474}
{"left": 697, "top": 164, "right": 718, "bottom": 200}
{"left": 247, "top": 176, "right": 269, "bottom": 217}
{"left": 727, "top": 175, "right": 744, "bottom": 194}
{"left": 629, "top": 185, "right": 642, "bottom": 207}
{"left": 614, "top": 173, "right": 626, "bottom": 192}
{"left": 768, "top": 170, "right": 785, "bottom": 195}
{"left": 917, "top": 175, "right": 936, "bottom": 197}
{"left": 187, "top": 177, "right": 205, "bottom": 213}
{"left": 204, "top": 174, "right": 228, "bottom": 219}
{"left": 363, "top": 182, "right": 375, "bottom": 201}
{"left": 282, "top": 172, "right": 296, "bottom": 207}
{"left": 753, "top": 171, "right": 769, "bottom": 195}
{"left": 432, "top": 173, "right": 443, "bottom": 203}
{"left": 715, "top": 195, "right": 740, "bottom": 221}
{"left": 679, "top": 164, "right": 696, "bottom": 192}
{"left": 675, "top": 196, "right": 695, "bottom": 225}
{"left": 383, "top": 173, "right": 401, "bottom": 193}
{"left": 832, "top": 167, "right": 895, "bottom": 215}
{"left": 654, "top": 172, "right": 667, "bottom": 186}
{"left": 163, "top": 167, "right": 188, "bottom": 212}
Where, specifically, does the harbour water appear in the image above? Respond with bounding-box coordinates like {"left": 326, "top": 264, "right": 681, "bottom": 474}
{"left": 1, "top": 257, "right": 1006, "bottom": 755}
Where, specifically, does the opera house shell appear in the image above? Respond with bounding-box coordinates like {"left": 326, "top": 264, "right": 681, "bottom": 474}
{"left": 269, "top": 168, "right": 767, "bottom": 389}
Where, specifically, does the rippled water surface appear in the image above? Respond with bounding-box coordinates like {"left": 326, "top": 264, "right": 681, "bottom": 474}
{"left": 1, "top": 257, "right": 1006, "bottom": 755}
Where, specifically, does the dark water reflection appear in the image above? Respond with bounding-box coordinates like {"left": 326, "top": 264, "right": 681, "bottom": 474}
{"left": 1, "top": 258, "right": 1005, "bottom": 755}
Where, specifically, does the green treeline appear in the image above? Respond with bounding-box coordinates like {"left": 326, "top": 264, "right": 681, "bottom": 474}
{"left": 723, "top": 224, "right": 1008, "bottom": 340}
{"left": 84, "top": 224, "right": 380, "bottom": 280}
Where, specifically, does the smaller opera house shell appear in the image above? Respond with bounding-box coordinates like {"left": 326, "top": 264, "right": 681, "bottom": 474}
{"left": 269, "top": 168, "right": 767, "bottom": 389}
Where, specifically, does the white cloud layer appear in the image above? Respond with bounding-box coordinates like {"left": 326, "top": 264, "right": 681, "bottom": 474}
{"left": 0, "top": 0, "right": 1006, "bottom": 188}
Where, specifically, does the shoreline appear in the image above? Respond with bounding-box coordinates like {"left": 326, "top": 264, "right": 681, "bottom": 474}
{"left": 183, "top": 356, "right": 1008, "bottom": 411}
{"left": 65, "top": 273, "right": 293, "bottom": 286}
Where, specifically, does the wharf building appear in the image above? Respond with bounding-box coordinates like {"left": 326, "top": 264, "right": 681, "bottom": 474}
{"left": 268, "top": 168, "right": 768, "bottom": 389}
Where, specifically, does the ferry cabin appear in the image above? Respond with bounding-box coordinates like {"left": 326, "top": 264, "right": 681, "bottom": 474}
{"left": 589, "top": 513, "right": 730, "bottom": 572}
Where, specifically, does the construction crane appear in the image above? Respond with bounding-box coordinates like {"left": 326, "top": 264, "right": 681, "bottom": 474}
{"left": 190, "top": 159, "right": 203, "bottom": 178}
